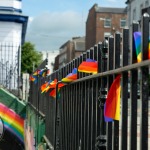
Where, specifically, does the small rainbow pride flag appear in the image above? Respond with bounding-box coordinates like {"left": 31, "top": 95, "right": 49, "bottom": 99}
{"left": 49, "top": 88, "right": 60, "bottom": 99}
{"left": 104, "top": 75, "right": 121, "bottom": 121}
{"left": 78, "top": 58, "right": 98, "bottom": 74}
{"left": 133, "top": 31, "right": 150, "bottom": 62}
{"left": 61, "top": 68, "right": 77, "bottom": 82}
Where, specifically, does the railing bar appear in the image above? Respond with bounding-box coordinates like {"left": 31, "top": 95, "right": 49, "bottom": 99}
{"left": 130, "top": 22, "right": 138, "bottom": 150}
{"left": 77, "top": 82, "right": 81, "bottom": 149}
{"left": 113, "top": 32, "right": 121, "bottom": 150}
{"left": 106, "top": 35, "right": 114, "bottom": 150}
{"left": 69, "top": 85, "right": 72, "bottom": 150}
{"left": 64, "top": 86, "right": 68, "bottom": 150}
{"left": 90, "top": 80, "right": 94, "bottom": 150}
{"left": 83, "top": 81, "right": 87, "bottom": 150}
{"left": 81, "top": 82, "right": 85, "bottom": 150}
{"left": 140, "top": 12, "right": 149, "bottom": 150}
{"left": 86, "top": 80, "right": 90, "bottom": 150}
{"left": 70, "top": 84, "right": 73, "bottom": 150}
{"left": 61, "top": 88, "right": 65, "bottom": 150}
{"left": 121, "top": 28, "right": 129, "bottom": 150}
{"left": 66, "top": 85, "right": 69, "bottom": 150}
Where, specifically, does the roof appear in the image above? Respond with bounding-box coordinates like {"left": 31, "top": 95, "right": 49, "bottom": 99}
{"left": 59, "top": 36, "right": 85, "bottom": 52}
{"left": 59, "top": 40, "right": 70, "bottom": 49}
{"left": 73, "top": 37, "right": 85, "bottom": 51}
{"left": 95, "top": 6, "right": 127, "bottom": 14}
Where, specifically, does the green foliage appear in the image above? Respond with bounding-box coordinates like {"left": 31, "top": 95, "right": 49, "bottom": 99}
{"left": 21, "top": 42, "right": 43, "bottom": 74}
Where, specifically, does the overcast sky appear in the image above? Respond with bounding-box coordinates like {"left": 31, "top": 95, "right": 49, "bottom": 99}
{"left": 22, "top": 0, "right": 126, "bottom": 51}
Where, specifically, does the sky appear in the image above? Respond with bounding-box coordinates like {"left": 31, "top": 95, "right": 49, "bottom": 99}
{"left": 22, "top": 0, "right": 127, "bottom": 51}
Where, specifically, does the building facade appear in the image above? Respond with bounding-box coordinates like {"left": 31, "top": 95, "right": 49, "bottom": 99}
{"left": 41, "top": 50, "right": 59, "bottom": 73}
{"left": 58, "top": 36, "right": 85, "bottom": 68}
{"left": 126, "top": 0, "right": 149, "bottom": 25}
{"left": 86, "top": 4, "right": 127, "bottom": 50}
{"left": 0, "top": 0, "right": 28, "bottom": 89}
{"left": 125, "top": 0, "right": 150, "bottom": 58}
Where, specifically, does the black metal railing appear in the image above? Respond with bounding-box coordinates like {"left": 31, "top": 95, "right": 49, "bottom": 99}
{"left": 28, "top": 13, "right": 150, "bottom": 150}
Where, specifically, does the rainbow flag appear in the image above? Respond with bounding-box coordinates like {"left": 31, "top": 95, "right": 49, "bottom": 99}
{"left": 49, "top": 88, "right": 60, "bottom": 99}
{"left": 33, "top": 68, "right": 50, "bottom": 77}
{"left": 62, "top": 68, "right": 77, "bottom": 82}
{"left": 29, "top": 75, "right": 35, "bottom": 82}
{"left": 41, "top": 81, "right": 50, "bottom": 93}
{"left": 41, "top": 79, "right": 65, "bottom": 93}
{"left": 0, "top": 103, "right": 24, "bottom": 143}
{"left": 41, "top": 79, "right": 54, "bottom": 93}
{"left": 39, "top": 68, "right": 50, "bottom": 77}
{"left": 133, "top": 32, "right": 142, "bottom": 62}
{"left": 78, "top": 59, "right": 98, "bottom": 74}
{"left": 104, "top": 75, "right": 121, "bottom": 121}
{"left": 134, "top": 31, "right": 150, "bottom": 62}
{"left": 29, "top": 75, "right": 38, "bottom": 84}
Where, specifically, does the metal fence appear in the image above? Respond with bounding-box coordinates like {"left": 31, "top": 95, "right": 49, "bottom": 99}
{"left": 0, "top": 43, "right": 21, "bottom": 89}
{"left": 28, "top": 13, "right": 150, "bottom": 150}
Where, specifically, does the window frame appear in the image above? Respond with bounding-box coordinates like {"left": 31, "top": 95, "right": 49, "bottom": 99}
{"left": 120, "top": 18, "right": 126, "bottom": 28}
{"left": 104, "top": 18, "right": 111, "bottom": 28}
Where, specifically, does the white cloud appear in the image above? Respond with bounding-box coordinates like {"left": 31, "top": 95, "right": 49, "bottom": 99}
{"left": 28, "top": 17, "right": 34, "bottom": 22}
{"left": 25, "top": 11, "right": 85, "bottom": 51}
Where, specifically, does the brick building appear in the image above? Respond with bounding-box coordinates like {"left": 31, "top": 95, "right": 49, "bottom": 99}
{"left": 58, "top": 37, "right": 85, "bottom": 68}
{"left": 86, "top": 4, "right": 127, "bottom": 50}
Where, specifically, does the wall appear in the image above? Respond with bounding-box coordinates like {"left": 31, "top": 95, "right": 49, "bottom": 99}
{"left": 0, "top": 0, "right": 22, "bottom": 11}
{"left": 86, "top": 5, "right": 96, "bottom": 50}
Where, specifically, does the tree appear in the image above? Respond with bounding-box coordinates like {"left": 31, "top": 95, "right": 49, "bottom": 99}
{"left": 21, "top": 42, "right": 43, "bottom": 74}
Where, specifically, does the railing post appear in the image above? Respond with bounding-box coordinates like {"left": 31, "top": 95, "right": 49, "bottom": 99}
{"left": 113, "top": 32, "right": 121, "bottom": 150}
{"left": 96, "top": 39, "right": 108, "bottom": 150}
{"left": 121, "top": 27, "right": 129, "bottom": 150}
{"left": 54, "top": 80, "right": 63, "bottom": 150}
{"left": 140, "top": 12, "right": 149, "bottom": 150}
{"left": 130, "top": 21, "right": 139, "bottom": 150}
{"left": 107, "top": 35, "right": 114, "bottom": 150}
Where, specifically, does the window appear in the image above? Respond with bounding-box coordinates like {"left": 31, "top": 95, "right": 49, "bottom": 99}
{"left": 140, "top": 3, "right": 143, "bottom": 16}
{"left": 133, "top": 8, "right": 136, "bottom": 20}
{"left": 104, "top": 18, "right": 111, "bottom": 28}
{"left": 120, "top": 19, "right": 126, "bottom": 28}
{"left": 145, "top": 0, "right": 149, "bottom": 6}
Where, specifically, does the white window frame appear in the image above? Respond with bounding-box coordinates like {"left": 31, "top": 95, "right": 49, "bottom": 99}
{"left": 104, "top": 18, "right": 111, "bottom": 28}
{"left": 120, "top": 19, "right": 126, "bottom": 28}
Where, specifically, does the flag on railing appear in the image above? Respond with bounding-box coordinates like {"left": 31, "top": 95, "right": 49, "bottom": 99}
{"left": 49, "top": 88, "right": 60, "bottom": 98}
{"left": 78, "top": 58, "right": 98, "bottom": 74}
{"left": 39, "top": 68, "right": 50, "bottom": 77}
{"left": 30, "top": 68, "right": 50, "bottom": 84}
{"left": 41, "top": 79, "right": 65, "bottom": 94}
{"left": 104, "top": 74, "right": 121, "bottom": 121}
{"left": 33, "top": 68, "right": 50, "bottom": 77}
{"left": 61, "top": 68, "right": 77, "bottom": 82}
{"left": 29, "top": 75, "right": 38, "bottom": 84}
{"left": 133, "top": 31, "right": 150, "bottom": 62}
{"left": 133, "top": 32, "right": 142, "bottom": 62}
{"left": 41, "top": 79, "right": 57, "bottom": 93}
{"left": 41, "top": 79, "right": 52, "bottom": 93}
{"left": 29, "top": 75, "right": 36, "bottom": 82}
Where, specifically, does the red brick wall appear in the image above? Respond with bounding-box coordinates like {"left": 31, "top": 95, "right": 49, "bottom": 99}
{"left": 86, "top": 7, "right": 127, "bottom": 50}
{"left": 86, "top": 5, "right": 97, "bottom": 50}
